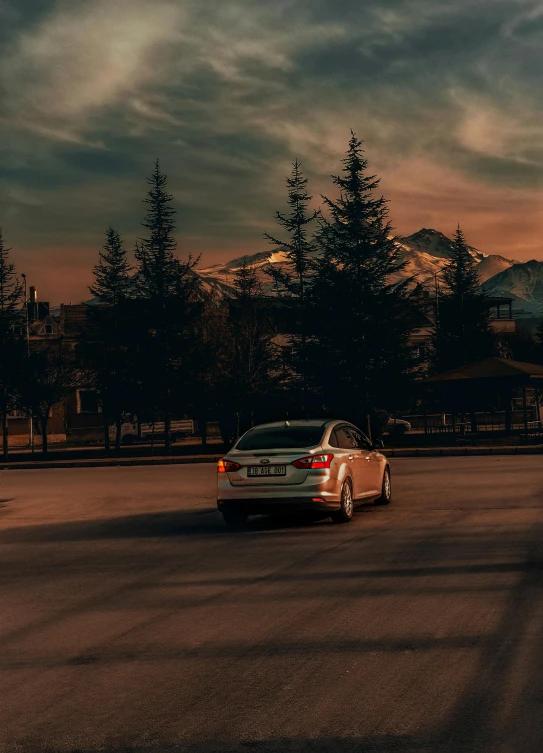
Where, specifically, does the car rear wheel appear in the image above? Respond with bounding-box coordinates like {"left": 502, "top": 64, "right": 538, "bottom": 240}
{"left": 331, "top": 479, "right": 354, "bottom": 524}
{"left": 374, "top": 467, "right": 391, "bottom": 506}
{"left": 221, "top": 506, "right": 248, "bottom": 528}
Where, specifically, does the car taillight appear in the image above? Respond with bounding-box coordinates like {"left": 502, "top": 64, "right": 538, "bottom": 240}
{"left": 292, "top": 454, "right": 333, "bottom": 470}
{"left": 217, "top": 458, "right": 241, "bottom": 473}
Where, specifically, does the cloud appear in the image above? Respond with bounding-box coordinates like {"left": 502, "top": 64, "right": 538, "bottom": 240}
{"left": 2, "top": 0, "right": 185, "bottom": 142}
{"left": 501, "top": 1, "right": 543, "bottom": 41}
{"left": 2, "top": 0, "right": 543, "bottom": 303}
{"left": 453, "top": 91, "right": 543, "bottom": 169}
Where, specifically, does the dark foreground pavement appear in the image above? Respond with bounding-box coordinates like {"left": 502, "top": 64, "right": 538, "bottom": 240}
{"left": 0, "top": 457, "right": 542, "bottom": 753}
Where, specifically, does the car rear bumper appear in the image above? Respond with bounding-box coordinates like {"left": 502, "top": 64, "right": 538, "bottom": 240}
{"left": 217, "top": 496, "right": 341, "bottom": 514}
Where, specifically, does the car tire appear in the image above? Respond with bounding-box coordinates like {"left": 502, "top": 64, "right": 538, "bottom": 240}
{"left": 221, "top": 506, "right": 248, "bottom": 528}
{"left": 374, "top": 467, "right": 392, "bottom": 506}
{"left": 331, "top": 479, "right": 354, "bottom": 524}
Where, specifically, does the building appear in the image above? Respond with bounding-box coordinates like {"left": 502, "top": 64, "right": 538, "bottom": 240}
{"left": 4, "top": 290, "right": 104, "bottom": 448}
{"left": 407, "top": 293, "right": 518, "bottom": 366}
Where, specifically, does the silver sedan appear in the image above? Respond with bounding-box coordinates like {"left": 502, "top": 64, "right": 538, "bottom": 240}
{"left": 217, "top": 419, "right": 391, "bottom": 526}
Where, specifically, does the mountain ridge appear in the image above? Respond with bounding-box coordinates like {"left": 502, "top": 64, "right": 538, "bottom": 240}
{"left": 481, "top": 258, "right": 543, "bottom": 315}
{"left": 77, "top": 228, "right": 542, "bottom": 316}
{"left": 198, "top": 227, "right": 529, "bottom": 301}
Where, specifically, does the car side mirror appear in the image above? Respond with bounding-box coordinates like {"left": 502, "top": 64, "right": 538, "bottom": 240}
{"left": 372, "top": 439, "right": 384, "bottom": 450}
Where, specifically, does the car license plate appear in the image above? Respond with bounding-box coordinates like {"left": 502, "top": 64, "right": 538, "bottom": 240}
{"left": 247, "top": 465, "right": 287, "bottom": 477}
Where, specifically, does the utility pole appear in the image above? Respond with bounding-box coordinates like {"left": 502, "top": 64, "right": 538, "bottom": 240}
{"left": 434, "top": 271, "right": 440, "bottom": 331}
{"left": 21, "top": 274, "right": 34, "bottom": 453}
{"left": 434, "top": 271, "right": 447, "bottom": 428}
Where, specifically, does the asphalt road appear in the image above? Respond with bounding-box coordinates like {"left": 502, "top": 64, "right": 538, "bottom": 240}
{"left": 1, "top": 457, "right": 543, "bottom": 753}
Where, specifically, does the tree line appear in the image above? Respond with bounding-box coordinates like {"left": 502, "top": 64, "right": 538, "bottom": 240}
{"left": 1, "top": 133, "right": 543, "bottom": 459}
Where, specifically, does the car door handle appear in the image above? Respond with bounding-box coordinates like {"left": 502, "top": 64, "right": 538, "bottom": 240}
{"left": 348, "top": 455, "right": 354, "bottom": 461}
{"left": 365, "top": 456, "right": 371, "bottom": 461}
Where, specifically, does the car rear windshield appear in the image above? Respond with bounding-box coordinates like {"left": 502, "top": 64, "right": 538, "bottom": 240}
{"left": 235, "top": 425, "right": 326, "bottom": 451}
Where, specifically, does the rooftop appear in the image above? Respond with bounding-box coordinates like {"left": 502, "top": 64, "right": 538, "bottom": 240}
{"left": 424, "top": 357, "right": 543, "bottom": 383}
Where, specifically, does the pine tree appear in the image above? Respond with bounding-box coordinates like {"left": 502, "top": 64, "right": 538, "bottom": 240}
{"left": 442, "top": 225, "right": 483, "bottom": 301}
{"left": 319, "top": 131, "right": 403, "bottom": 285}
{"left": 0, "top": 230, "right": 24, "bottom": 327}
{"left": 264, "top": 161, "right": 317, "bottom": 409}
{"left": 264, "top": 160, "right": 318, "bottom": 301}
{"left": 135, "top": 160, "right": 181, "bottom": 300}
{"left": 305, "top": 133, "right": 419, "bottom": 430}
{"left": 89, "top": 226, "right": 132, "bottom": 304}
{"left": 232, "top": 257, "right": 264, "bottom": 300}
{"left": 431, "top": 225, "right": 494, "bottom": 372}
{"left": 133, "top": 160, "right": 202, "bottom": 453}
{"left": 0, "top": 229, "right": 25, "bottom": 459}
{"left": 81, "top": 227, "right": 134, "bottom": 453}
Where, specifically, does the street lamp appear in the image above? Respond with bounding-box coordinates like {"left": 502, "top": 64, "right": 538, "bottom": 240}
{"left": 20, "top": 274, "right": 34, "bottom": 453}
{"left": 433, "top": 269, "right": 445, "bottom": 331}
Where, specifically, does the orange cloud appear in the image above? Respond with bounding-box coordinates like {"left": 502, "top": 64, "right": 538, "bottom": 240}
{"left": 380, "top": 157, "right": 543, "bottom": 260}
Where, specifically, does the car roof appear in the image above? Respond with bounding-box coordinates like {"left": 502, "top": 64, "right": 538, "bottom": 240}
{"left": 244, "top": 419, "right": 349, "bottom": 430}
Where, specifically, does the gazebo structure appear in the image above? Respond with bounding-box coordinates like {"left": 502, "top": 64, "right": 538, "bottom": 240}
{"left": 421, "top": 357, "right": 543, "bottom": 437}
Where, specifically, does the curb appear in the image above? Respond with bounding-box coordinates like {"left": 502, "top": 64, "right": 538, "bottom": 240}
{"left": 383, "top": 446, "right": 543, "bottom": 458}
{"left": 2, "top": 446, "right": 543, "bottom": 470}
{"left": 1, "top": 455, "right": 224, "bottom": 471}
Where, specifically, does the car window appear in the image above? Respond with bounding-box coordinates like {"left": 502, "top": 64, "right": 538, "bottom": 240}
{"left": 334, "top": 427, "right": 357, "bottom": 450}
{"left": 349, "top": 428, "right": 372, "bottom": 450}
{"left": 235, "top": 425, "right": 326, "bottom": 451}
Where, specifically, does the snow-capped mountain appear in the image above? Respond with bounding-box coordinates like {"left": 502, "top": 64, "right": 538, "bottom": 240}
{"left": 197, "top": 228, "right": 520, "bottom": 295}
{"left": 481, "top": 260, "right": 543, "bottom": 315}
{"left": 475, "top": 255, "right": 518, "bottom": 283}
{"left": 398, "top": 228, "right": 486, "bottom": 263}
{"left": 198, "top": 250, "right": 290, "bottom": 296}
{"left": 395, "top": 228, "right": 520, "bottom": 285}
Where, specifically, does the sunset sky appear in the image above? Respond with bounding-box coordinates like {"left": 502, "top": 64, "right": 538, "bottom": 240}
{"left": 2, "top": 0, "right": 543, "bottom": 303}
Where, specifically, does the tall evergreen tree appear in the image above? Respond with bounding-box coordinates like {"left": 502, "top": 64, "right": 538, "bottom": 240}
{"left": 305, "top": 133, "right": 419, "bottom": 430}
{"left": 135, "top": 160, "right": 181, "bottom": 299}
{"left": 0, "top": 229, "right": 25, "bottom": 459}
{"left": 431, "top": 225, "right": 494, "bottom": 372}
{"left": 264, "top": 160, "right": 317, "bottom": 408}
{"left": 89, "top": 226, "right": 132, "bottom": 304}
{"left": 264, "top": 160, "right": 318, "bottom": 301}
{"left": 81, "top": 227, "right": 134, "bottom": 453}
{"left": 232, "top": 258, "right": 264, "bottom": 299}
{"left": 134, "top": 160, "right": 202, "bottom": 453}
{"left": 319, "top": 132, "right": 403, "bottom": 286}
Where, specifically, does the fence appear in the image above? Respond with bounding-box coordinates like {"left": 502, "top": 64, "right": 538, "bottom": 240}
{"left": 111, "top": 419, "right": 195, "bottom": 444}
{"left": 397, "top": 411, "right": 543, "bottom": 446}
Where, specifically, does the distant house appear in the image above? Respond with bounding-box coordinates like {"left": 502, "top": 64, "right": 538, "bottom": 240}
{"left": 486, "top": 296, "right": 516, "bottom": 334}
{"left": 5, "top": 291, "right": 103, "bottom": 448}
{"left": 407, "top": 293, "right": 517, "bottom": 367}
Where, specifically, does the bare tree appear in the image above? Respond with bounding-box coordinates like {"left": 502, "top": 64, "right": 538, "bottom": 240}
{"left": 18, "top": 344, "right": 83, "bottom": 457}
{"left": 0, "top": 229, "right": 25, "bottom": 459}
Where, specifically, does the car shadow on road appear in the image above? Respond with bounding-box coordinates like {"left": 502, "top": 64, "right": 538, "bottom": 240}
{"left": 0, "top": 505, "right": 383, "bottom": 543}
{"left": 17, "top": 735, "right": 436, "bottom": 753}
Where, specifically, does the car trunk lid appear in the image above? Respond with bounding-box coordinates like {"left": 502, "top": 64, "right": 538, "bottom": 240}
{"left": 226, "top": 449, "right": 321, "bottom": 486}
